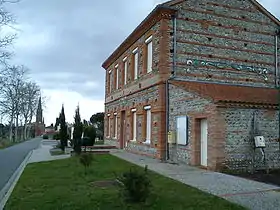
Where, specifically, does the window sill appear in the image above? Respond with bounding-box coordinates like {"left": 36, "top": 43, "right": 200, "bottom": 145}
{"left": 143, "top": 140, "right": 151, "bottom": 145}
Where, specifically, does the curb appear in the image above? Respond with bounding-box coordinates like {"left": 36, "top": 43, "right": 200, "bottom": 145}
{"left": 0, "top": 150, "right": 33, "bottom": 210}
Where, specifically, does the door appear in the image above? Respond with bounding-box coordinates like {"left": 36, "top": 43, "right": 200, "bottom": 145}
{"left": 120, "top": 111, "right": 126, "bottom": 149}
{"left": 200, "top": 119, "right": 208, "bottom": 167}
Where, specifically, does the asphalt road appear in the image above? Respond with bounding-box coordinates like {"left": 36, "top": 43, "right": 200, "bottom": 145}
{"left": 0, "top": 138, "right": 42, "bottom": 191}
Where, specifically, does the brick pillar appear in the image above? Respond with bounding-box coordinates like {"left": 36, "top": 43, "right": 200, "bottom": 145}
{"left": 157, "top": 83, "right": 167, "bottom": 160}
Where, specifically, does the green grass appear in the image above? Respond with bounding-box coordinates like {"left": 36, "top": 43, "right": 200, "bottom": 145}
{"left": 49, "top": 149, "right": 65, "bottom": 156}
{"left": 95, "top": 139, "right": 104, "bottom": 145}
{"left": 5, "top": 155, "right": 246, "bottom": 210}
{"left": 0, "top": 140, "right": 18, "bottom": 149}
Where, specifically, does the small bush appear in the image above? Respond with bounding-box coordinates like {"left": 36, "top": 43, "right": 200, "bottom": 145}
{"left": 118, "top": 165, "right": 151, "bottom": 203}
{"left": 79, "top": 153, "right": 93, "bottom": 174}
{"left": 53, "top": 133, "right": 60, "bottom": 140}
{"left": 83, "top": 126, "right": 96, "bottom": 146}
{"left": 43, "top": 134, "right": 49, "bottom": 139}
{"left": 73, "top": 138, "right": 82, "bottom": 155}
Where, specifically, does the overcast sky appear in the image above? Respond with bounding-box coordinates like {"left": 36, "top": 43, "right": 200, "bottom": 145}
{"left": 4, "top": 0, "right": 280, "bottom": 126}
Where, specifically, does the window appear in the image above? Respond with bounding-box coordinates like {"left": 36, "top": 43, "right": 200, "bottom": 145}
{"left": 131, "top": 109, "right": 137, "bottom": 141}
{"left": 108, "top": 70, "right": 112, "bottom": 93}
{"left": 123, "top": 57, "right": 128, "bottom": 85}
{"left": 133, "top": 48, "right": 138, "bottom": 80}
{"left": 115, "top": 64, "right": 119, "bottom": 89}
{"left": 144, "top": 106, "right": 152, "bottom": 144}
{"left": 107, "top": 114, "right": 111, "bottom": 137}
{"left": 114, "top": 113, "right": 117, "bottom": 138}
{"left": 176, "top": 116, "right": 188, "bottom": 145}
{"left": 145, "top": 36, "right": 153, "bottom": 73}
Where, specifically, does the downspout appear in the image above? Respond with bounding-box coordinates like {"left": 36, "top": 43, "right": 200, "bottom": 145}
{"left": 276, "top": 29, "right": 280, "bottom": 151}
{"left": 165, "top": 13, "right": 177, "bottom": 161}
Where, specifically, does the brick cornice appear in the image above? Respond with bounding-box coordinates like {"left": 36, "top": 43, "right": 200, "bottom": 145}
{"left": 102, "top": 6, "right": 177, "bottom": 69}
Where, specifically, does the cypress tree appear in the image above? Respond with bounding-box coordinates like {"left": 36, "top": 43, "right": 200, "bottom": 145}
{"left": 59, "top": 104, "right": 68, "bottom": 151}
{"left": 73, "top": 105, "right": 83, "bottom": 154}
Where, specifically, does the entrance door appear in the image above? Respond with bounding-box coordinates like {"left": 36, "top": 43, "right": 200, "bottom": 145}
{"left": 200, "top": 119, "right": 208, "bottom": 167}
{"left": 120, "top": 111, "right": 126, "bottom": 149}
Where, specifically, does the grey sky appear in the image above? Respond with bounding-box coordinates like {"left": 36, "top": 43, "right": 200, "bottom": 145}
{"left": 3, "top": 0, "right": 280, "bottom": 125}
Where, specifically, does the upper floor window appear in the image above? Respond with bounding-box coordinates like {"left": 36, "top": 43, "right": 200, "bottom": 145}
{"left": 115, "top": 64, "right": 119, "bottom": 89}
{"left": 123, "top": 57, "right": 128, "bottom": 85}
{"left": 132, "top": 47, "right": 138, "bottom": 80}
{"left": 108, "top": 70, "right": 112, "bottom": 94}
{"left": 145, "top": 36, "right": 153, "bottom": 73}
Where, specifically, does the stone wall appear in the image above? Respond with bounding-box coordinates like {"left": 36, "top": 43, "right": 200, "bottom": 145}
{"left": 221, "top": 108, "right": 280, "bottom": 171}
{"left": 168, "top": 0, "right": 280, "bottom": 88}
{"left": 168, "top": 84, "right": 212, "bottom": 164}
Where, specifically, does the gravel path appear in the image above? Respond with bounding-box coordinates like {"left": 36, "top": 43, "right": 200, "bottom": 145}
{"left": 111, "top": 150, "right": 280, "bottom": 210}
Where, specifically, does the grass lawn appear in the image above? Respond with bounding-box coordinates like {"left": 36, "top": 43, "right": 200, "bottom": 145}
{"left": 5, "top": 155, "right": 246, "bottom": 210}
{"left": 49, "top": 148, "right": 65, "bottom": 156}
{"left": 0, "top": 140, "right": 18, "bottom": 149}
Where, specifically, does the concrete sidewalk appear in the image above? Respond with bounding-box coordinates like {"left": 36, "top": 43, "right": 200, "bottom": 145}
{"left": 111, "top": 150, "right": 280, "bottom": 210}
{"left": 28, "top": 141, "right": 70, "bottom": 164}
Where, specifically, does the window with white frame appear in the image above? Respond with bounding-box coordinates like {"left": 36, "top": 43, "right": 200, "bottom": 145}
{"left": 115, "top": 64, "right": 119, "bottom": 89}
{"left": 123, "top": 57, "right": 128, "bottom": 85}
{"left": 145, "top": 36, "right": 153, "bottom": 73}
{"left": 107, "top": 114, "right": 111, "bottom": 137}
{"left": 114, "top": 113, "right": 117, "bottom": 138}
{"left": 144, "top": 106, "right": 152, "bottom": 144}
{"left": 176, "top": 116, "right": 188, "bottom": 145}
{"left": 108, "top": 70, "right": 112, "bottom": 93}
{"left": 133, "top": 48, "right": 138, "bottom": 80}
{"left": 131, "top": 109, "right": 137, "bottom": 141}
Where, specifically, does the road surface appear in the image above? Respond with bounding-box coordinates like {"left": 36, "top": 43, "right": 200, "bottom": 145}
{"left": 0, "top": 138, "right": 42, "bottom": 191}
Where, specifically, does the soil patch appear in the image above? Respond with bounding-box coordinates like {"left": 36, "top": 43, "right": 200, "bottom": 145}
{"left": 230, "top": 170, "right": 280, "bottom": 187}
{"left": 90, "top": 180, "right": 120, "bottom": 188}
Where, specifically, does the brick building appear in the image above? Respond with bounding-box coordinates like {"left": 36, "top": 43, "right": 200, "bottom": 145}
{"left": 102, "top": 0, "right": 280, "bottom": 171}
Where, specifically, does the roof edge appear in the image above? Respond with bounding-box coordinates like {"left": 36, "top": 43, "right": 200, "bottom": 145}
{"left": 162, "top": 0, "right": 280, "bottom": 26}
{"left": 102, "top": 5, "right": 177, "bottom": 70}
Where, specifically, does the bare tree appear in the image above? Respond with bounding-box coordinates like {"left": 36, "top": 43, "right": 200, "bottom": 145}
{"left": 20, "top": 81, "right": 40, "bottom": 140}
{"left": 0, "top": 65, "right": 26, "bottom": 141}
{"left": 0, "top": 0, "right": 19, "bottom": 65}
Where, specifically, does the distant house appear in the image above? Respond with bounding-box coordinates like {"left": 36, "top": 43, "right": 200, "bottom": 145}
{"left": 102, "top": 0, "right": 280, "bottom": 171}
{"left": 45, "top": 126, "right": 55, "bottom": 135}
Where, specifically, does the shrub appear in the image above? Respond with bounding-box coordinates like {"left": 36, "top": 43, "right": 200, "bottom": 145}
{"left": 42, "top": 134, "right": 49, "bottom": 139}
{"left": 118, "top": 165, "right": 151, "bottom": 203}
{"left": 73, "top": 138, "right": 82, "bottom": 155}
{"left": 83, "top": 126, "right": 96, "bottom": 146}
{"left": 53, "top": 133, "right": 60, "bottom": 140}
{"left": 79, "top": 153, "right": 93, "bottom": 174}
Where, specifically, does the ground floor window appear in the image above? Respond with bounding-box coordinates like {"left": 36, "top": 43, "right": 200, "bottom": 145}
{"left": 114, "top": 113, "right": 117, "bottom": 139}
{"left": 176, "top": 116, "right": 188, "bottom": 145}
{"left": 144, "top": 105, "right": 151, "bottom": 144}
{"left": 107, "top": 114, "right": 111, "bottom": 137}
{"left": 131, "top": 109, "right": 137, "bottom": 141}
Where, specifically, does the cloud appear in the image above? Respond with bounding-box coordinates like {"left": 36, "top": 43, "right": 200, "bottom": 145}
{"left": 2, "top": 0, "right": 279, "bottom": 126}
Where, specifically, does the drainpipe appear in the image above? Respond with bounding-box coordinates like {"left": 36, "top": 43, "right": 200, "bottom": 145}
{"left": 165, "top": 13, "right": 177, "bottom": 161}
{"left": 276, "top": 29, "right": 280, "bottom": 151}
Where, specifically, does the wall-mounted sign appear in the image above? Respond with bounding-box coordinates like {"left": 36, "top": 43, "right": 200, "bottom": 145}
{"left": 186, "top": 59, "right": 269, "bottom": 81}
